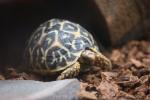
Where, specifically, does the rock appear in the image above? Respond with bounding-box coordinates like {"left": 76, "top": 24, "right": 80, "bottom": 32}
{"left": 0, "top": 79, "right": 80, "bottom": 100}
{"left": 94, "top": 0, "right": 144, "bottom": 45}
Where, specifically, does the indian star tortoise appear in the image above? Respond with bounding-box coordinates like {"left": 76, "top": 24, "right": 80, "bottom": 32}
{"left": 23, "top": 19, "right": 112, "bottom": 80}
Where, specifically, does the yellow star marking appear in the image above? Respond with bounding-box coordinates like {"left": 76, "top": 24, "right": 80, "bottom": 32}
{"left": 46, "top": 37, "right": 52, "bottom": 45}
{"left": 74, "top": 32, "right": 80, "bottom": 38}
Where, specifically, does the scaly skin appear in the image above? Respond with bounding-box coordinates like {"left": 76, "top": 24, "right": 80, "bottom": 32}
{"left": 57, "top": 48, "right": 112, "bottom": 80}
{"left": 57, "top": 62, "right": 80, "bottom": 80}
{"left": 80, "top": 48, "right": 112, "bottom": 71}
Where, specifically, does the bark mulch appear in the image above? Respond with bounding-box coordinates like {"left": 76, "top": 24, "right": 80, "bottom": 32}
{"left": 0, "top": 40, "right": 150, "bottom": 100}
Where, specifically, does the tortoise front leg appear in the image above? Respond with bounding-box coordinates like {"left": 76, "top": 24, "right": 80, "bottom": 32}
{"left": 57, "top": 62, "right": 80, "bottom": 80}
{"left": 80, "top": 48, "right": 112, "bottom": 71}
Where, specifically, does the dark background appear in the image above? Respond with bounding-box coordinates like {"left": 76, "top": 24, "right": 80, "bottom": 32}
{"left": 0, "top": 0, "right": 110, "bottom": 66}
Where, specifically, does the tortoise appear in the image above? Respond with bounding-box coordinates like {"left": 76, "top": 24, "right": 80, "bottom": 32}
{"left": 24, "top": 19, "right": 112, "bottom": 80}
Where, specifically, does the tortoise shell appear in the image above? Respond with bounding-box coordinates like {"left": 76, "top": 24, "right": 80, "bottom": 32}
{"left": 24, "top": 19, "right": 99, "bottom": 73}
